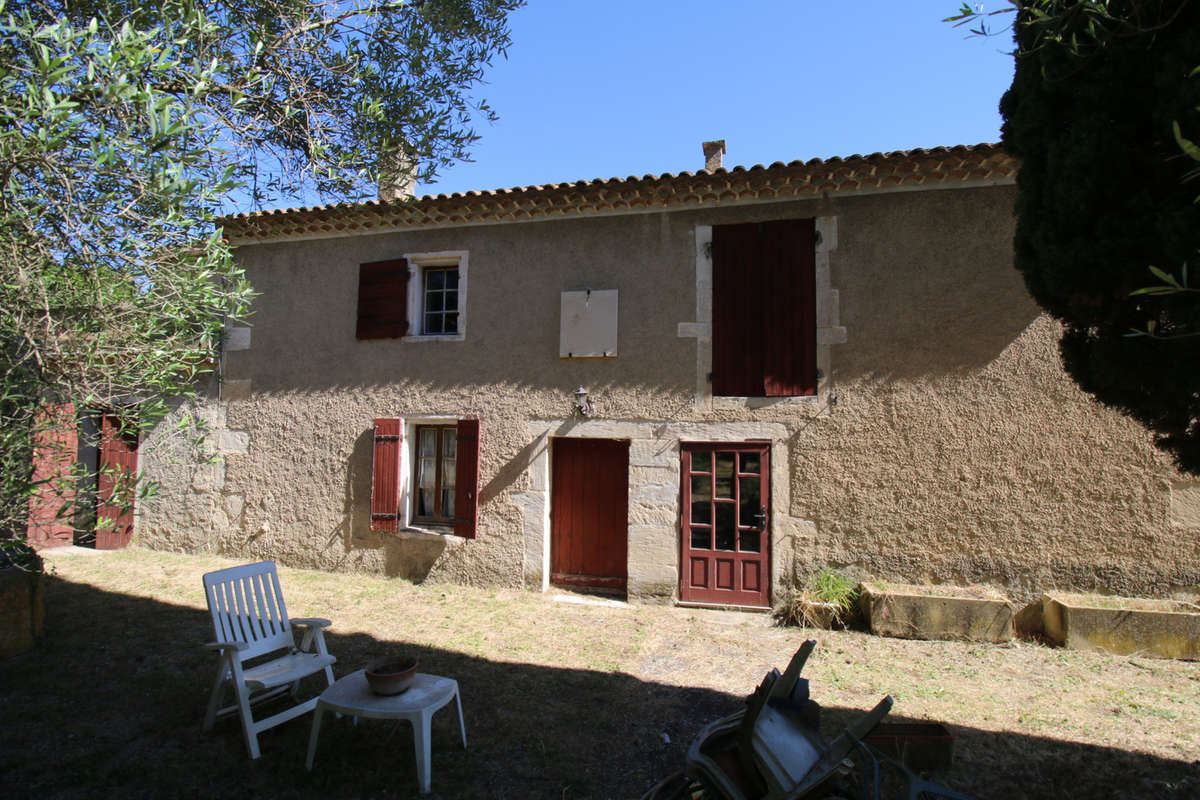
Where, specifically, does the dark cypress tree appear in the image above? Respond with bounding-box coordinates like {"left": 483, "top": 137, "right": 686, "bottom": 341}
{"left": 1000, "top": 0, "right": 1200, "bottom": 470}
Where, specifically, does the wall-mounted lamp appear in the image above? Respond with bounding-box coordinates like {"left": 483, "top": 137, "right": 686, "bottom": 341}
{"left": 572, "top": 386, "right": 593, "bottom": 417}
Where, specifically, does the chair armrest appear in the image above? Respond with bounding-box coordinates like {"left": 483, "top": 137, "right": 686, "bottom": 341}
{"left": 290, "top": 617, "right": 331, "bottom": 629}
{"left": 292, "top": 619, "right": 332, "bottom": 656}
{"left": 203, "top": 641, "right": 248, "bottom": 652}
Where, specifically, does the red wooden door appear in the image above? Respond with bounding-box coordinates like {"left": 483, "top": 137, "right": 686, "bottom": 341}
{"left": 712, "top": 219, "right": 816, "bottom": 397}
{"left": 96, "top": 413, "right": 138, "bottom": 550}
{"left": 680, "top": 442, "right": 771, "bottom": 608}
{"left": 551, "top": 438, "right": 629, "bottom": 590}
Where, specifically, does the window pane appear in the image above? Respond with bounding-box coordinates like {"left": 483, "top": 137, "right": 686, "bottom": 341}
{"left": 692, "top": 452, "right": 711, "bottom": 473}
{"left": 690, "top": 475, "right": 711, "bottom": 524}
{"left": 418, "top": 488, "right": 435, "bottom": 517}
{"left": 444, "top": 289, "right": 457, "bottom": 311}
{"left": 691, "top": 526, "right": 710, "bottom": 550}
{"left": 715, "top": 503, "right": 735, "bottom": 550}
{"left": 428, "top": 292, "right": 444, "bottom": 313}
{"left": 442, "top": 431, "right": 456, "bottom": 490}
{"left": 419, "top": 458, "right": 436, "bottom": 489}
{"left": 426, "top": 269, "right": 445, "bottom": 291}
{"left": 419, "top": 429, "right": 435, "bottom": 457}
{"left": 444, "top": 312, "right": 458, "bottom": 334}
{"left": 739, "top": 477, "right": 761, "bottom": 527}
{"left": 442, "top": 488, "right": 455, "bottom": 516}
{"left": 425, "top": 312, "right": 443, "bottom": 335}
{"left": 715, "top": 453, "right": 735, "bottom": 498}
{"left": 446, "top": 270, "right": 459, "bottom": 290}
{"left": 741, "top": 452, "right": 760, "bottom": 475}
{"left": 740, "top": 530, "right": 761, "bottom": 553}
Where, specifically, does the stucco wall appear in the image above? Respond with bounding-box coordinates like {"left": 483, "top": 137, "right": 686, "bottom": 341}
{"left": 138, "top": 184, "right": 1200, "bottom": 603}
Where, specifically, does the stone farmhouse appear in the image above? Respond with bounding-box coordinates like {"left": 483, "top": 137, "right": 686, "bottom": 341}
{"left": 43, "top": 142, "right": 1200, "bottom": 609}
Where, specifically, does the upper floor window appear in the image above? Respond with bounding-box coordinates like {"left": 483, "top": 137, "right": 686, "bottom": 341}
{"left": 422, "top": 267, "right": 459, "bottom": 335}
{"left": 355, "top": 251, "right": 467, "bottom": 341}
{"left": 409, "top": 252, "right": 467, "bottom": 340}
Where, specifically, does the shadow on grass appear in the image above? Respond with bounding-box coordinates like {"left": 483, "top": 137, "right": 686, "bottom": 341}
{"left": 1, "top": 576, "right": 1196, "bottom": 800}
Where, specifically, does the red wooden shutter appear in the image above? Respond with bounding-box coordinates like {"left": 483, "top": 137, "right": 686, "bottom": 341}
{"left": 453, "top": 418, "right": 480, "bottom": 539}
{"left": 763, "top": 218, "right": 816, "bottom": 397}
{"left": 712, "top": 222, "right": 761, "bottom": 397}
{"left": 26, "top": 403, "right": 78, "bottom": 548}
{"left": 370, "top": 418, "right": 403, "bottom": 531}
{"left": 711, "top": 219, "right": 816, "bottom": 397}
{"left": 356, "top": 259, "right": 409, "bottom": 339}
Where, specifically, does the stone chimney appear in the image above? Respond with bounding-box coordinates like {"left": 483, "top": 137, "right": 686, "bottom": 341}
{"left": 378, "top": 149, "right": 417, "bottom": 202}
{"left": 702, "top": 139, "right": 726, "bottom": 172}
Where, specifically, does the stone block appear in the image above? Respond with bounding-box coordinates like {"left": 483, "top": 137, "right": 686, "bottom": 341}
{"left": 627, "top": 573, "right": 677, "bottom": 602}
{"left": 194, "top": 403, "right": 227, "bottom": 429}
{"left": 629, "top": 440, "right": 676, "bottom": 468}
{"left": 1043, "top": 592, "right": 1200, "bottom": 660}
{"left": 628, "top": 502, "right": 677, "bottom": 527}
{"left": 861, "top": 583, "right": 1014, "bottom": 643}
{"left": 223, "top": 493, "right": 245, "bottom": 523}
{"left": 192, "top": 460, "right": 226, "bottom": 493}
{"left": 217, "top": 430, "right": 250, "bottom": 454}
{"left": 628, "top": 524, "right": 673, "bottom": 549}
{"left": 221, "top": 379, "right": 252, "bottom": 401}
{"left": 817, "top": 326, "right": 848, "bottom": 345}
{"left": 224, "top": 326, "right": 252, "bottom": 351}
{"left": 1169, "top": 481, "right": 1200, "bottom": 528}
{"left": 629, "top": 481, "right": 678, "bottom": 507}
{"left": 0, "top": 568, "right": 43, "bottom": 658}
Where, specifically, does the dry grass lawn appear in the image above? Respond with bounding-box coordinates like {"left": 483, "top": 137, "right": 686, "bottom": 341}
{"left": 2, "top": 547, "right": 1198, "bottom": 799}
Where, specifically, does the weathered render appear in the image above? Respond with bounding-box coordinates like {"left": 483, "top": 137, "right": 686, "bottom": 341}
{"left": 136, "top": 144, "right": 1200, "bottom": 606}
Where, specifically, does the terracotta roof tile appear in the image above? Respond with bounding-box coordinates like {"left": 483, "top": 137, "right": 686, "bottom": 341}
{"left": 222, "top": 143, "right": 1016, "bottom": 242}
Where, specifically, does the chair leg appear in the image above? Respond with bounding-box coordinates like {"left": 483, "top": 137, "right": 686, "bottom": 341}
{"left": 454, "top": 685, "right": 467, "bottom": 749}
{"left": 305, "top": 704, "right": 326, "bottom": 771}
{"left": 234, "top": 685, "right": 262, "bottom": 759}
{"left": 204, "top": 668, "right": 228, "bottom": 732}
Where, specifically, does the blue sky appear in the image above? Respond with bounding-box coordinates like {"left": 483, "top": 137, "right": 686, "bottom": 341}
{"left": 417, "top": 1, "right": 1016, "bottom": 197}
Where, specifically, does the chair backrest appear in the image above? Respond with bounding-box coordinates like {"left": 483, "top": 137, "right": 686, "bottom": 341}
{"left": 203, "top": 561, "right": 294, "bottom": 662}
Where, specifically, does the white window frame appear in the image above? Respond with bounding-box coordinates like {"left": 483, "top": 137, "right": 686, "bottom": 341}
{"left": 403, "top": 251, "right": 468, "bottom": 342}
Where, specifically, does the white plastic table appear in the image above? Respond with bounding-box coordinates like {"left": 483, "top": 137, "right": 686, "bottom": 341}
{"left": 305, "top": 670, "right": 466, "bottom": 793}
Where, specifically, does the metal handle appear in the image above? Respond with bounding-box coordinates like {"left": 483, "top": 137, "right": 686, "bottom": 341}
{"left": 753, "top": 506, "right": 767, "bottom": 528}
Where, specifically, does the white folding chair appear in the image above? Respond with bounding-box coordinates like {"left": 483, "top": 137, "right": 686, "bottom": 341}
{"left": 202, "top": 561, "right": 336, "bottom": 758}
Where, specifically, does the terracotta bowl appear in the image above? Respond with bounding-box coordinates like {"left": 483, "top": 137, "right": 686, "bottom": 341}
{"left": 365, "top": 656, "right": 419, "bottom": 695}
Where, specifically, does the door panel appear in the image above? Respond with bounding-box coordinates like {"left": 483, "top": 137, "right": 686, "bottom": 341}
{"left": 96, "top": 413, "right": 137, "bottom": 550}
{"left": 680, "top": 442, "right": 771, "bottom": 607}
{"left": 551, "top": 438, "right": 629, "bottom": 590}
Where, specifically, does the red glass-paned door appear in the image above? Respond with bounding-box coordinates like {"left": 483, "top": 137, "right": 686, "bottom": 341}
{"left": 680, "top": 442, "right": 770, "bottom": 608}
